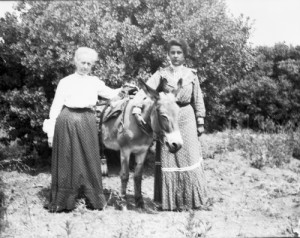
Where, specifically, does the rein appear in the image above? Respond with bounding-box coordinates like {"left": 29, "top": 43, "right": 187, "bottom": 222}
{"left": 153, "top": 106, "right": 167, "bottom": 144}
{"left": 139, "top": 102, "right": 166, "bottom": 144}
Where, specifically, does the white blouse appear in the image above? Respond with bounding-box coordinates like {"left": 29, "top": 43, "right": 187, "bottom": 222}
{"left": 43, "top": 73, "right": 120, "bottom": 140}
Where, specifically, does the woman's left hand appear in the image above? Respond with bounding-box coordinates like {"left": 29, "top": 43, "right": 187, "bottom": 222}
{"left": 197, "top": 125, "right": 204, "bottom": 137}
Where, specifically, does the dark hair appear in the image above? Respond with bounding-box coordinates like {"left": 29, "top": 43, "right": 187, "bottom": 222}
{"left": 166, "top": 38, "right": 189, "bottom": 57}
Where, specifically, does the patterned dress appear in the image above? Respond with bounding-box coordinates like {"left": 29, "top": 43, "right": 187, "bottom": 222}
{"left": 146, "top": 65, "right": 207, "bottom": 210}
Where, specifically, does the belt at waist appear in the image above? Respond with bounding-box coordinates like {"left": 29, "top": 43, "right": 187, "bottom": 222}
{"left": 176, "top": 102, "right": 190, "bottom": 107}
{"left": 63, "top": 106, "right": 93, "bottom": 112}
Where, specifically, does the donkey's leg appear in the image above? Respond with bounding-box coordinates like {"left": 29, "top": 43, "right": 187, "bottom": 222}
{"left": 134, "top": 151, "right": 147, "bottom": 208}
{"left": 120, "top": 149, "right": 130, "bottom": 199}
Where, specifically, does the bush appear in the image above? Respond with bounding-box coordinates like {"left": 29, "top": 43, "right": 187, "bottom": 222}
{"left": 228, "top": 129, "right": 295, "bottom": 169}
{"left": 291, "top": 127, "right": 300, "bottom": 160}
{"left": 0, "top": 141, "right": 35, "bottom": 171}
{"left": 1, "top": 86, "right": 51, "bottom": 167}
{"left": 221, "top": 44, "right": 300, "bottom": 131}
{"left": 200, "top": 132, "right": 230, "bottom": 160}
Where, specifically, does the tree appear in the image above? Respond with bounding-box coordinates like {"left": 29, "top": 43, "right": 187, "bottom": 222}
{"left": 0, "top": 0, "right": 254, "bottom": 160}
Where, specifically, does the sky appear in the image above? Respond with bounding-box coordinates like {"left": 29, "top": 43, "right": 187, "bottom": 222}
{"left": 225, "top": 0, "right": 300, "bottom": 46}
{"left": 0, "top": 0, "right": 300, "bottom": 47}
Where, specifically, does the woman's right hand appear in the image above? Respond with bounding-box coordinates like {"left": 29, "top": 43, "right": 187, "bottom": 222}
{"left": 132, "top": 107, "right": 147, "bottom": 128}
{"left": 134, "top": 113, "right": 146, "bottom": 128}
{"left": 121, "top": 83, "right": 139, "bottom": 95}
{"left": 48, "top": 136, "right": 53, "bottom": 147}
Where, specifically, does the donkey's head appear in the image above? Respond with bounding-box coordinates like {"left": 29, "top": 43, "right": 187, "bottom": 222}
{"left": 138, "top": 77, "right": 183, "bottom": 153}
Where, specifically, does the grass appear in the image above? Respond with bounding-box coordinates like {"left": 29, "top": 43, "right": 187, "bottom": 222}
{"left": 223, "top": 128, "right": 297, "bottom": 169}
{"left": 178, "top": 210, "right": 211, "bottom": 238}
{"left": 0, "top": 129, "right": 300, "bottom": 237}
{"left": 0, "top": 177, "right": 9, "bottom": 235}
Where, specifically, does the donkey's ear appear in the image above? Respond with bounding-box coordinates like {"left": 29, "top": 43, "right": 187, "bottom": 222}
{"left": 156, "top": 76, "right": 167, "bottom": 93}
{"left": 138, "top": 78, "right": 159, "bottom": 100}
{"left": 172, "top": 78, "right": 183, "bottom": 96}
{"left": 177, "top": 78, "right": 183, "bottom": 88}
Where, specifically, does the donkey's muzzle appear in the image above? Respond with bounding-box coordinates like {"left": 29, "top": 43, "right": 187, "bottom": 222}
{"left": 165, "top": 131, "right": 183, "bottom": 153}
{"left": 166, "top": 142, "right": 182, "bottom": 153}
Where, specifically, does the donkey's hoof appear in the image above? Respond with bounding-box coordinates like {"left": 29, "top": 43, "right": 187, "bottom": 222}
{"left": 135, "top": 198, "right": 145, "bottom": 209}
{"left": 115, "top": 195, "right": 128, "bottom": 211}
{"left": 115, "top": 202, "right": 127, "bottom": 211}
{"left": 120, "top": 204, "right": 128, "bottom": 211}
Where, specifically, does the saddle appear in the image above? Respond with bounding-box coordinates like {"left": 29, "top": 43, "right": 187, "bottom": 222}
{"left": 96, "top": 83, "right": 138, "bottom": 124}
{"left": 96, "top": 99, "right": 128, "bottom": 124}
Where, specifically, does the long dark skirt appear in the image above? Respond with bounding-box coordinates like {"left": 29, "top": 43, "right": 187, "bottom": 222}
{"left": 154, "top": 105, "right": 207, "bottom": 210}
{"left": 48, "top": 107, "right": 106, "bottom": 212}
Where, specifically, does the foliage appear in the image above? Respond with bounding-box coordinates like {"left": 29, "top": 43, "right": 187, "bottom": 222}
{"left": 201, "top": 128, "right": 299, "bottom": 169}
{"left": 0, "top": 0, "right": 254, "bottom": 162}
{"left": 0, "top": 12, "right": 25, "bottom": 92}
{"left": 200, "top": 132, "right": 229, "bottom": 160}
{"left": 228, "top": 129, "right": 295, "bottom": 169}
{"left": 1, "top": 86, "right": 51, "bottom": 165}
{"left": 222, "top": 44, "right": 300, "bottom": 130}
{"left": 0, "top": 140, "right": 39, "bottom": 171}
{"left": 290, "top": 127, "right": 300, "bottom": 160}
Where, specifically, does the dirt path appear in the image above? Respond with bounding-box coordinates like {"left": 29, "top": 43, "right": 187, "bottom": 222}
{"left": 1, "top": 150, "right": 300, "bottom": 237}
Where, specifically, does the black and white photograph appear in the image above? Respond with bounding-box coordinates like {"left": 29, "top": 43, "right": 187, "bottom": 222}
{"left": 0, "top": 0, "right": 299, "bottom": 237}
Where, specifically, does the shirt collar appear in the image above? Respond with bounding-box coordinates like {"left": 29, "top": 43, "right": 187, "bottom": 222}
{"left": 170, "top": 64, "right": 184, "bottom": 73}
{"left": 74, "top": 72, "right": 89, "bottom": 78}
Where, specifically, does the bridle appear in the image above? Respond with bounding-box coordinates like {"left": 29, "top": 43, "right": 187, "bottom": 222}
{"left": 144, "top": 94, "right": 172, "bottom": 144}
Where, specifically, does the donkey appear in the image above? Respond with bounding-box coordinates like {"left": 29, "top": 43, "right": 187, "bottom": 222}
{"left": 100, "top": 78, "right": 183, "bottom": 208}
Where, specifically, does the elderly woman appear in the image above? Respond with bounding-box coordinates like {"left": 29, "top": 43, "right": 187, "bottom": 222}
{"left": 133, "top": 38, "right": 207, "bottom": 211}
{"left": 43, "top": 47, "right": 122, "bottom": 212}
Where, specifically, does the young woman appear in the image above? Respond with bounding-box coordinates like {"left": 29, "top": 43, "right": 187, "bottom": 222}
{"left": 133, "top": 38, "right": 208, "bottom": 211}
{"left": 43, "top": 47, "right": 122, "bottom": 212}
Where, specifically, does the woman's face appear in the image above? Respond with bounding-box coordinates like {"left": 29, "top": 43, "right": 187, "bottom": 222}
{"left": 75, "top": 54, "right": 95, "bottom": 76}
{"left": 168, "top": 45, "right": 185, "bottom": 66}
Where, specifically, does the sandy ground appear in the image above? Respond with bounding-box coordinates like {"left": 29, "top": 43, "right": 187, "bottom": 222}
{"left": 1, "top": 148, "right": 300, "bottom": 237}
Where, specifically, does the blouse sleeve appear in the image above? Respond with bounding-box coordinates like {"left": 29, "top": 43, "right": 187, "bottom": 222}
{"left": 96, "top": 78, "right": 121, "bottom": 99}
{"left": 43, "top": 79, "right": 65, "bottom": 139}
{"left": 191, "top": 73, "right": 206, "bottom": 121}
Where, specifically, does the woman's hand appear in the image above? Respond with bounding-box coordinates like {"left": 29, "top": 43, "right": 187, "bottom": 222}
{"left": 48, "top": 136, "right": 53, "bottom": 147}
{"left": 197, "top": 125, "right": 204, "bottom": 137}
{"left": 121, "top": 83, "right": 139, "bottom": 96}
{"left": 132, "top": 107, "right": 146, "bottom": 126}
{"left": 196, "top": 117, "right": 205, "bottom": 137}
{"left": 134, "top": 113, "right": 147, "bottom": 128}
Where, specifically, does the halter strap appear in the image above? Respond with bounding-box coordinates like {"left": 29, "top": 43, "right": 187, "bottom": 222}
{"left": 136, "top": 103, "right": 166, "bottom": 142}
